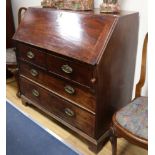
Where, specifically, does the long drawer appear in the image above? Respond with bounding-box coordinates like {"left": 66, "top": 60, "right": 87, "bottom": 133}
{"left": 19, "top": 61, "right": 96, "bottom": 113}
{"left": 19, "top": 77, "right": 95, "bottom": 137}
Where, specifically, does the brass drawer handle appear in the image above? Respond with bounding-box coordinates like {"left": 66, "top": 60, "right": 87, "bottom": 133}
{"left": 64, "top": 85, "right": 75, "bottom": 95}
{"left": 27, "top": 51, "right": 35, "bottom": 59}
{"left": 64, "top": 108, "right": 75, "bottom": 117}
{"left": 30, "top": 69, "right": 38, "bottom": 77}
{"left": 32, "top": 89, "right": 39, "bottom": 97}
{"left": 61, "top": 64, "right": 73, "bottom": 74}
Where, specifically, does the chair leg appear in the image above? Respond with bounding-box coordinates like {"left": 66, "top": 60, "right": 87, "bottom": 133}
{"left": 110, "top": 136, "right": 117, "bottom": 155}
{"left": 14, "top": 68, "right": 21, "bottom": 98}
{"left": 6, "top": 68, "right": 13, "bottom": 79}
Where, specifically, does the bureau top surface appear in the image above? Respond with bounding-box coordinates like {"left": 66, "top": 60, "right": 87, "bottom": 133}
{"left": 13, "top": 7, "right": 118, "bottom": 65}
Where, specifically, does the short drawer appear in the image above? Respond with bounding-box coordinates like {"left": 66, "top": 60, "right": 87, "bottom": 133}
{"left": 19, "top": 77, "right": 95, "bottom": 136}
{"left": 46, "top": 54, "right": 95, "bottom": 88}
{"left": 16, "top": 43, "right": 46, "bottom": 68}
{"left": 19, "top": 61, "right": 96, "bottom": 113}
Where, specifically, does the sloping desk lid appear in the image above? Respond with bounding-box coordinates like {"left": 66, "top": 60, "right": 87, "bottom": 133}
{"left": 13, "top": 7, "right": 118, "bottom": 65}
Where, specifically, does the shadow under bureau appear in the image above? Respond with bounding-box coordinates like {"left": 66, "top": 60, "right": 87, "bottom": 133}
{"left": 13, "top": 7, "right": 139, "bottom": 152}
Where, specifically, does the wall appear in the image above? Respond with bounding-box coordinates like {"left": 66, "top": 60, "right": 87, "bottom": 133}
{"left": 11, "top": 0, "right": 148, "bottom": 97}
{"left": 11, "top": 0, "right": 40, "bottom": 28}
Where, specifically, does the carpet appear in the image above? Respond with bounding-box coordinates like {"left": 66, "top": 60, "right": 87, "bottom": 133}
{"left": 6, "top": 101, "right": 81, "bottom": 155}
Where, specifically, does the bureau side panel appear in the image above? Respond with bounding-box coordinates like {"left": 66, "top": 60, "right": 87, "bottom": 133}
{"left": 95, "top": 13, "right": 139, "bottom": 138}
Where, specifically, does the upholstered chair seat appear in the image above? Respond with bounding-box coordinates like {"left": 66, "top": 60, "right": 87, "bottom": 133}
{"left": 116, "top": 97, "right": 148, "bottom": 140}
{"left": 6, "top": 48, "right": 17, "bottom": 65}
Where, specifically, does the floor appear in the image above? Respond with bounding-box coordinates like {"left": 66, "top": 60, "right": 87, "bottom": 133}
{"left": 6, "top": 78, "right": 148, "bottom": 155}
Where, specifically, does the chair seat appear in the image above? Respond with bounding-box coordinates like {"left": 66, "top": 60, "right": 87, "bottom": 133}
{"left": 116, "top": 97, "right": 148, "bottom": 140}
{"left": 6, "top": 48, "right": 17, "bottom": 65}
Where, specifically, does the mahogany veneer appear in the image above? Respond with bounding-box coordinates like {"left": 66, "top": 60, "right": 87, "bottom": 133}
{"left": 13, "top": 7, "right": 139, "bottom": 152}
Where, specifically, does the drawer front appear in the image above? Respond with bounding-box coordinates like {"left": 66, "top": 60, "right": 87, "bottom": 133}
{"left": 46, "top": 54, "right": 94, "bottom": 87}
{"left": 19, "top": 77, "right": 95, "bottom": 136}
{"left": 17, "top": 43, "right": 46, "bottom": 68}
{"left": 19, "top": 61, "right": 96, "bottom": 113}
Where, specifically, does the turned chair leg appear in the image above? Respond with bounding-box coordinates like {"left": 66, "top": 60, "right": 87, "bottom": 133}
{"left": 110, "top": 127, "right": 117, "bottom": 155}
{"left": 110, "top": 135, "right": 117, "bottom": 155}
{"left": 14, "top": 68, "right": 21, "bottom": 98}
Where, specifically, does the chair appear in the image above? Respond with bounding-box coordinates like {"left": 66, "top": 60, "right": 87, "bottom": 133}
{"left": 18, "top": 7, "right": 27, "bottom": 25}
{"left": 6, "top": 7, "right": 27, "bottom": 97}
{"left": 6, "top": 0, "right": 16, "bottom": 79}
{"left": 110, "top": 33, "right": 148, "bottom": 155}
{"left": 6, "top": 48, "right": 17, "bottom": 79}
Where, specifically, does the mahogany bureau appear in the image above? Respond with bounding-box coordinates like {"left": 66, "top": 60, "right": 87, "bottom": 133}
{"left": 13, "top": 7, "right": 139, "bottom": 152}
